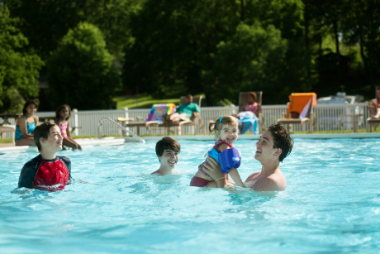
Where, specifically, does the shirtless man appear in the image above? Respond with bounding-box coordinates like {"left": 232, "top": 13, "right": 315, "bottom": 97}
{"left": 203, "top": 124, "right": 293, "bottom": 191}
{"left": 151, "top": 137, "right": 181, "bottom": 175}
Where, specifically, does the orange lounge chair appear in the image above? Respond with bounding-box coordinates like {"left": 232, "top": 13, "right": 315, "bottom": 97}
{"left": 277, "top": 93, "right": 317, "bottom": 133}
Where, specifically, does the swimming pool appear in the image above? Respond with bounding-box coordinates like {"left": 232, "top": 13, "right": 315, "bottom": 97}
{"left": 1, "top": 139, "right": 380, "bottom": 253}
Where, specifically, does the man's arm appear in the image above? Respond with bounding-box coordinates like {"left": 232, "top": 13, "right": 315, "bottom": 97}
{"left": 202, "top": 157, "right": 228, "bottom": 188}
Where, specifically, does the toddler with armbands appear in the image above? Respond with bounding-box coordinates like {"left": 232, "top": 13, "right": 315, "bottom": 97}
{"left": 190, "top": 116, "right": 245, "bottom": 187}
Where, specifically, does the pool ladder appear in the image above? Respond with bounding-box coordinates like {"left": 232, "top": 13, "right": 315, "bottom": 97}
{"left": 98, "top": 117, "right": 145, "bottom": 144}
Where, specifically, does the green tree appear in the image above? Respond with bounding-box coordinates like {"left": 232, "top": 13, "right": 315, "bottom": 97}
{"left": 123, "top": 0, "right": 308, "bottom": 105}
{"left": 47, "top": 22, "right": 120, "bottom": 110}
{"left": 0, "top": 6, "right": 43, "bottom": 113}
{"left": 204, "top": 23, "right": 308, "bottom": 104}
{"left": 5, "top": 0, "right": 141, "bottom": 61}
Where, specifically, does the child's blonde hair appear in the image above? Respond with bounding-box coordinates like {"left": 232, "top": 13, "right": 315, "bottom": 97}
{"left": 208, "top": 116, "right": 238, "bottom": 139}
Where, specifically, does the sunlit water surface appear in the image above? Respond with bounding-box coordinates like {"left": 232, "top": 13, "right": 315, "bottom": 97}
{"left": 1, "top": 139, "right": 380, "bottom": 254}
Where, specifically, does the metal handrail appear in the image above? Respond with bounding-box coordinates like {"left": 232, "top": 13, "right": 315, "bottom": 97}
{"left": 98, "top": 117, "right": 145, "bottom": 144}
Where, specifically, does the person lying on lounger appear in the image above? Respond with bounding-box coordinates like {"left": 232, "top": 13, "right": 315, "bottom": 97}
{"left": 163, "top": 94, "right": 200, "bottom": 124}
{"left": 151, "top": 137, "right": 181, "bottom": 175}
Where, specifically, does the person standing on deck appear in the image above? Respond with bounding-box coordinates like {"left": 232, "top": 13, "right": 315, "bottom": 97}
{"left": 203, "top": 124, "right": 293, "bottom": 191}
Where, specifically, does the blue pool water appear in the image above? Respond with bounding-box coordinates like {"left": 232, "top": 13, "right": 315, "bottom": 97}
{"left": 1, "top": 139, "right": 380, "bottom": 253}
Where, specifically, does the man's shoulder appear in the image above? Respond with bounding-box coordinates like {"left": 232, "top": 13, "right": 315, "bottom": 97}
{"left": 254, "top": 174, "right": 286, "bottom": 191}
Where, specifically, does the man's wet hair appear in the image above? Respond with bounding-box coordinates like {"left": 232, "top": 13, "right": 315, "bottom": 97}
{"left": 34, "top": 122, "right": 57, "bottom": 152}
{"left": 155, "top": 137, "right": 181, "bottom": 157}
{"left": 267, "top": 124, "right": 293, "bottom": 162}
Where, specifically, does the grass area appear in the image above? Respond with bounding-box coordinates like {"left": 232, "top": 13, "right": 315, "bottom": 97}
{"left": 113, "top": 94, "right": 180, "bottom": 109}
{"left": 0, "top": 138, "right": 12, "bottom": 143}
{"left": 113, "top": 93, "right": 206, "bottom": 109}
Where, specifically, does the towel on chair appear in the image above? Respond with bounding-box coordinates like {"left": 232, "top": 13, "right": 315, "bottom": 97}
{"left": 147, "top": 103, "right": 177, "bottom": 122}
{"left": 237, "top": 111, "right": 259, "bottom": 134}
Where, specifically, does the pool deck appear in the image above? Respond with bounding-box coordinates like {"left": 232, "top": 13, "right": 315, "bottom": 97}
{"left": 0, "top": 138, "right": 124, "bottom": 153}
{"left": 1, "top": 133, "right": 379, "bottom": 153}
{"left": 124, "top": 132, "right": 380, "bottom": 142}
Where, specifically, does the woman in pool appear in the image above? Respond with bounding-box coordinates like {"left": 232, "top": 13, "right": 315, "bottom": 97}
{"left": 190, "top": 116, "right": 244, "bottom": 188}
{"left": 55, "top": 105, "right": 82, "bottom": 150}
{"left": 15, "top": 100, "right": 39, "bottom": 146}
{"left": 203, "top": 123, "right": 293, "bottom": 191}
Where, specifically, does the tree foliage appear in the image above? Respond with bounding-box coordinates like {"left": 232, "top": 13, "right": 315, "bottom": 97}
{"left": 47, "top": 22, "right": 120, "bottom": 110}
{"left": 123, "top": 0, "right": 309, "bottom": 105}
{"left": 0, "top": 6, "right": 43, "bottom": 113}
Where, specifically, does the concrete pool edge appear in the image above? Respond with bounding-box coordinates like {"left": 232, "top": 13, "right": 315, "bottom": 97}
{"left": 0, "top": 138, "right": 124, "bottom": 153}
{"left": 124, "top": 132, "right": 380, "bottom": 141}
{"left": 1, "top": 133, "right": 379, "bottom": 152}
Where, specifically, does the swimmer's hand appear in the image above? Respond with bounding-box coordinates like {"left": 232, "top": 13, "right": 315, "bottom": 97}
{"left": 12, "top": 188, "right": 33, "bottom": 194}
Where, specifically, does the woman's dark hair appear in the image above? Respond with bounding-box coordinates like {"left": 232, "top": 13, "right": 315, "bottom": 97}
{"left": 208, "top": 116, "right": 238, "bottom": 139}
{"left": 267, "top": 124, "right": 293, "bottom": 162}
{"left": 248, "top": 92, "right": 257, "bottom": 102}
{"left": 55, "top": 104, "right": 71, "bottom": 121}
{"left": 22, "top": 100, "right": 38, "bottom": 115}
{"left": 155, "top": 137, "right": 181, "bottom": 157}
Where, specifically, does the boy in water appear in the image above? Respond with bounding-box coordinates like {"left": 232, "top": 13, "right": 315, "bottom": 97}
{"left": 18, "top": 122, "right": 72, "bottom": 191}
{"left": 151, "top": 137, "right": 181, "bottom": 175}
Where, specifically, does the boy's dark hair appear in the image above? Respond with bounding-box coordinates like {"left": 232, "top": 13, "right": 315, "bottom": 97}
{"left": 55, "top": 104, "right": 72, "bottom": 121}
{"left": 22, "top": 100, "right": 38, "bottom": 115}
{"left": 155, "top": 137, "right": 181, "bottom": 157}
{"left": 267, "top": 124, "right": 293, "bottom": 162}
{"left": 34, "top": 122, "right": 57, "bottom": 152}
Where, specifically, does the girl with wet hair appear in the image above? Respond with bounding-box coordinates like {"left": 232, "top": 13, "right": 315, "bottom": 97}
{"left": 190, "top": 116, "right": 244, "bottom": 188}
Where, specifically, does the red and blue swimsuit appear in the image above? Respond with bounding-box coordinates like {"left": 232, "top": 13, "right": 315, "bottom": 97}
{"left": 18, "top": 155, "right": 72, "bottom": 191}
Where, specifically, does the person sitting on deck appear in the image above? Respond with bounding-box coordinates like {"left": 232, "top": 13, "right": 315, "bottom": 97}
{"left": 17, "top": 122, "right": 73, "bottom": 191}
{"left": 164, "top": 94, "right": 200, "bottom": 124}
{"left": 55, "top": 104, "right": 82, "bottom": 150}
{"left": 151, "top": 137, "right": 181, "bottom": 175}
{"left": 369, "top": 87, "right": 380, "bottom": 118}
{"left": 202, "top": 123, "right": 293, "bottom": 191}
{"left": 232, "top": 92, "right": 262, "bottom": 134}
{"left": 15, "top": 100, "right": 39, "bottom": 146}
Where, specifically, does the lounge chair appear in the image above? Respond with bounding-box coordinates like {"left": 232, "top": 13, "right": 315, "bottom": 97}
{"left": 122, "top": 103, "right": 176, "bottom": 136}
{"left": 161, "top": 96, "right": 206, "bottom": 135}
{"left": 238, "top": 92, "right": 265, "bottom": 134}
{"left": 0, "top": 125, "right": 16, "bottom": 145}
{"left": 367, "top": 86, "right": 380, "bottom": 132}
{"left": 277, "top": 93, "right": 317, "bottom": 133}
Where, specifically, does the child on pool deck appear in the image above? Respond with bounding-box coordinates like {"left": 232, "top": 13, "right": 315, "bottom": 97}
{"left": 151, "top": 137, "right": 181, "bottom": 175}
{"left": 54, "top": 105, "right": 82, "bottom": 150}
{"left": 190, "top": 116, "right": 245, "bottom": 188}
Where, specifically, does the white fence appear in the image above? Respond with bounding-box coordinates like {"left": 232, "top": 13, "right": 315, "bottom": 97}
{"left": 0, "top": 103, "right": 372, "bottom": 138}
